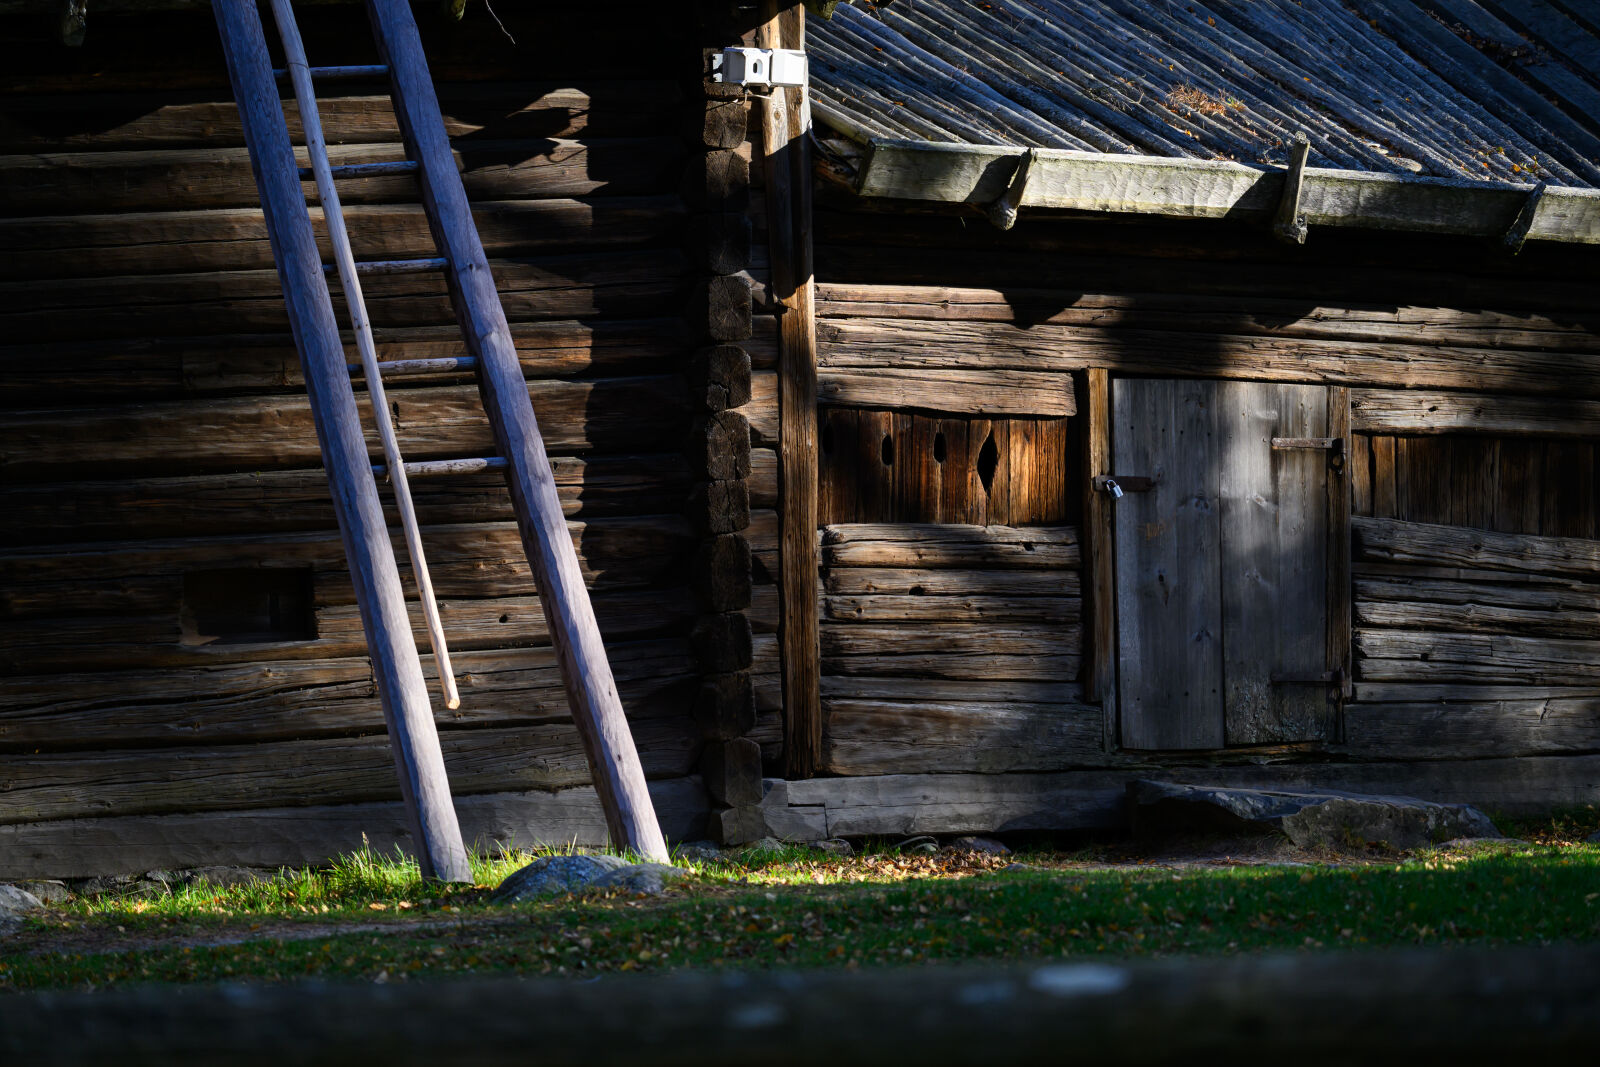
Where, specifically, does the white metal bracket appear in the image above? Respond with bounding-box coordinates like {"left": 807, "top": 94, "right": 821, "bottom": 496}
{"left": 712, "top": 46, "right": 808, "bottom": 88}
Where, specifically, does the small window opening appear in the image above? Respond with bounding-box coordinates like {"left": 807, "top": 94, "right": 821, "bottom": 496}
{"left": 932, "top": 432, "right": 947, "bottom": 464}
{"left": 821, "top": 421, "right": 834, "bottom": 456}
{"left": 181, "top": 568, "right": 316, "bottom": 646}
{"left": 976, "top": 431, "right": 999, "bottom": 492}
{"left": 880, "top": 433, "right": 895, "bottom": 467}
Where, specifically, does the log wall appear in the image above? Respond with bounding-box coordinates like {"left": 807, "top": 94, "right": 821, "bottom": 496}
{"left": 786, "top": 191, "right": 1600, "bottom": 826}
{"left": 0, "top": 5, "right": 776, "bottom": 875}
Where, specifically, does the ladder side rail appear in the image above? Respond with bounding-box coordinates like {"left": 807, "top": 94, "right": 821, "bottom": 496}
{"left": 364, "top": 0, "right": 669, "bottom": 862}
{"left": 211, "top": 0, "right": 471, "bottom": 882}
{"left": 266, "top": 0, "right": 461, "bottom": 712}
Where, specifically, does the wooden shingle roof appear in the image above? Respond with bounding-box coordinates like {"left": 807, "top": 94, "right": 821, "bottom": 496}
{"left": 809, "top": 0, "right": 1600, "bottom": 188}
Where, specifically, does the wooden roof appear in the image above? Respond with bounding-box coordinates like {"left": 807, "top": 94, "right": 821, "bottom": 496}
{"left": 809, "top": 0, "right": 1600, "bottom": 188}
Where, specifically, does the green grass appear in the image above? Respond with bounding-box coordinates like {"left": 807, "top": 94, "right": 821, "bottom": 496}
{"left": 3, "top": 834, "right": 1598, "bottom": 993}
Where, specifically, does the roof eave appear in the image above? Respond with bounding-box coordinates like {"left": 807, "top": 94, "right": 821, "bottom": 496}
{"left": 854, "top": 138, "right": 1600, "bottom": 247}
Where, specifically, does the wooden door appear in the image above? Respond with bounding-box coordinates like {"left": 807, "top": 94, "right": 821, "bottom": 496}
{"left": 1113, "top": 379, "right": 1343, "bottom": 749}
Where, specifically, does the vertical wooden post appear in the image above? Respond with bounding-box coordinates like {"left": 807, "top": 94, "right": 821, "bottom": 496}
{"left": 211, "top": 0, "right": 470, "bottom": 882}
{"left": 1080, "top": 369, "right": 1118, "bottom": 749}
{"left": 761, "top": 1, "right": 822, "bottom": 779}
{"left": 365, "top": 0, "right": 668, "bottom": 861}
{"left": 1328, "top": 387, "right": 1353, "bottom": 716}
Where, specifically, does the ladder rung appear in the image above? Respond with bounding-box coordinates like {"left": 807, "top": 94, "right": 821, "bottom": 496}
{"left": 350, "top": 357, "right": 479, "bottom": 378}
{"left": 273, "top": 64, "right": 390, "bottom": 81}
{"left": 325, "top": 257, "right": 449, "bottom": 277}
{"left": 373, "top": 457, "right": 507, "bottom": 478}
{"left": 298, "top": 161, "right": 418, "bottom": 181}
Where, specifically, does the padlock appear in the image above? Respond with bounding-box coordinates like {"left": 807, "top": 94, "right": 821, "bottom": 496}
{"left": 1105, "top": 478, "right": 1124, "bottom": 500}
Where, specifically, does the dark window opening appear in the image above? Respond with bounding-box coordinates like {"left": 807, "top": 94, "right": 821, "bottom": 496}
{"left": 976, "top": 431, "right": 1000, "bottom": 493}
{"left": 932, "top": 431, "right": 947, "bottom": 464}
{"left": 181, "top": 568, "right": 316, "bottom": 646}
{"left": 880, "top": 433, "right": 895, "bottom": 467}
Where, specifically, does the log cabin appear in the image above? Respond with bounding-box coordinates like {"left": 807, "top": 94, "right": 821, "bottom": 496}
{"left": 2, "top": 0, "right": 1599, "bottom": 877}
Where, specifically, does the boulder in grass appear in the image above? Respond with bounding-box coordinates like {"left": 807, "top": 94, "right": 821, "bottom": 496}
{"left": 592, "top": 863, "right": 688, "bottom": 896}
{"left": 0, "top": 885, "right": 43, "bottom": 934}
{"left": 946, "top": 836, "right": 1011, "bottom": 856}
{"left": 491, "top": 855, "right": 633, "bottom": 902}
{"left": 1129, "top": 780, "right": 1501, "bottom": 851}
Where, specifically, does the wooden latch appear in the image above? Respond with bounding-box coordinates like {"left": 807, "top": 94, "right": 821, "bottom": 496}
{"left": 1270, "top": 668, "right": 1344, "bottom": 687}
{"left": 1271, "top": 436, "right": 1345, "bottom": 472}
{"left": 1272, "top": 131, "right": 1311, "bottom": 245}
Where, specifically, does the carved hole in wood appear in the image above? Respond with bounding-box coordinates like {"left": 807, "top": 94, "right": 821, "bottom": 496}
{"left": 933, "top": 432, "right": 947, "bottom": 464}
{"left": 820, "top": 421, "right": 834, "bottom": 457}
{"left": 976, "top": 431, "right": 999, "bottom": 493}
{"left": 881, "top": 434, "right": 895, "bottom": 467}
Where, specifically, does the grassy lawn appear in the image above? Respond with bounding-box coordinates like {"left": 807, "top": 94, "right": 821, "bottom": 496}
{"left": 3, "top": 815, "right": 1598, "bottom": 993}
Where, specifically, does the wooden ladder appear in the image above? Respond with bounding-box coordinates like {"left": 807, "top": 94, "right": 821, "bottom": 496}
{"left": 213, "top": 0, "right": 669, "bottom": 878}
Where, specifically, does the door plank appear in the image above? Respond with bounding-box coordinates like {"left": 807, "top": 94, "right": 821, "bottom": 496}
{"left": 1114, "top": 379, "right": 1224, "bottom": 749}
{"left": 1219, "top": 382, "right": 1331, "bottom": 744}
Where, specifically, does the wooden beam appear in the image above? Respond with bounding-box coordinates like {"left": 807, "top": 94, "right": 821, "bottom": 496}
{"left": 761, "top": 1, "right": 822, "bottom": 780}
{"left": 1351, "top": 389, "right": 1600, "bottom": 438}
{"left": 856, "top": 140, "right": 1600, "bottom": 245}
{"left": 1328, "top": 387, "right": 1352, "bottom": 703}
{"left": 1080, "top": 369, "right": 1116, "bottom": 742}
{"left": 210, "top": 0, "right": 470, "bottom": 883}
{"left": 366, "top": 0, "right": 667, "bottom": 862}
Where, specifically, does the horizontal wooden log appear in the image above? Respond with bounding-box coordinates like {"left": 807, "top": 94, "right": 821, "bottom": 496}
{"left": 821, "top": 622, "right": 1078, "bottom": 658}
{"left": 1350, "top": 683, "right": 1600, "bottom": 703}
{"left": 822, "top": 523, "right": 1080, "bottom": 569}
{"left": 746, "top": 509, "right": 780, "bottom": 582}
{"left": 0, "top": 198, "right": 685, "bottom": 280}
{"left": 1355, "top": 575, "right": 1600, "bottom": 613}
{"left": 1352, "top": 561, "right": 1579, "bottom": 587}
{"left": 1353, "top": 516, "right": 1600, "bottom": 581}
{"left": 750, "top": 447, "right": 779, "bottom": 509}
{"left": 0, "top": 377, "right": 689, "bottom": 479}
{"left": 0, "top": 454, "right": 695, "bottom": 545}
{"left": 821, "top": 593, "right": 1080, "bottom": 624}
{"left": 0, "top": 716, "right": 700, "bottom": 826}
{"left": 766, "top": 755, "right": 1600, "bottom": 838}
{"left": 818, "top": 368, "right": 1076, "bottom": 416}
{"left": 0, "top": 83, "right": 681, "bottom": 151}
{"left": 0, "top": 138, "right": 685, "bottom": 214}
{"left": 0, "top": 318, "right": 695, "bottom": 400}
{"left": 1340, "top": 700, "right": 1600, "bottom": 759}
{"left": 1355, "top": 628, "right": 1600, "bottom": 686}
{"left": 822, "top": 653, "right": 1080, "bottom": 683}
{"left": 1351, "top": 389, "right": 1600, "bottom": 438}
{"left": 816, "top": 283, "right": 1600, "bottom": 356}
{"left": 823, "top": 566, "right": 1080, "bottom": 598}
{"left": 823, "top": 699, "right": 1104, "bottom": 775}
{"left": 741, "top": 370, "right": 779, "bottom": 447}
{"left": 855, "top": 140, "right": 1600, "bottom": 245}
{"left": 1355, "top": 598, "right": 1600, "bottom": 640}
{"left": 819, "top": 676, "right": 1085, "bottom": 705}
{"left": 818, "top": 317, "right": 1600, "bottom": 400}
{"left": 0, "top": 777, "right": 710, "bottom": 881}
{"left": 0, "top": 639, "right": 694, "bottom": 752}
{"left": 0, "top": 251, "right": 692, "bottom": 341}
{"left": 0, "top": 515, "right": 691, "bottom": 594}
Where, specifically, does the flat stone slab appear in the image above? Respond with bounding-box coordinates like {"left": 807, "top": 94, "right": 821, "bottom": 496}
{"left": 1129, "top": 780, "right": 1500, "bottom": 851}
{"left": 490, "top": 855, "right": 686, "bottom": 902}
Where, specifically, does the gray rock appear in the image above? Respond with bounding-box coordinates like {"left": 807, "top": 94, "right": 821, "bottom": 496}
{"left": 490, "top": 854, "right": 632, "bottom": 902}
{"left": 1129, "top": 780, "right": 1501, "bottom": 851}
{"left": 593, "top": 862, "right": 688, "bottom": 896}
{"left": 184, "top": 866, "right": 273, "bottom": 889}
{"left": 11, "top": 880, "right": 69, "bottom": 905}
{"left": 1586, "top": 829, "right": 1600, "bottom": 844}
{"left": 672, "top": 841, "right": 723, "bottom": 862}
{"left": 814, "top": 838, "right": 854, "bottom": 857}
{"left": 71, "top": 875, "right": 165, "bottom": 900}
{"left": 741, "top": 837, "right": 787, "bottom": 856}
{"left": 0, "top": 885, "right": 44, "bottom": 922}
{"left": 946, "top": 835, "right": 1011, "bottom": 856}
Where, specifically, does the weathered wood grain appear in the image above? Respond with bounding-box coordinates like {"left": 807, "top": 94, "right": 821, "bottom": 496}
{"left": 820, "top": 593, "right": 1080, "bottom": 624}
{"left": 1355, "top": 628, "right": 1600, "bottom": 685}
{"left": 1351, "top": 389, "right": 1600, "bottom": 438}
{"left": 818, "top": 368, "right": 1076, "bottom": 416}
{"left": 0, "top": 377, "right": 688, "bottom": 479}
{"left": 819, "top": 676, "right": 1083, "bottom": 705}
{"left": 855, "top": 141, "right": 1600, "bottom": 244}
{"left": 821, "top": 523, "right": 1080, "bottom": 569}
{"left": 1081, "top": 368, "right": 1116, "bottom": 720}
{"left": 818, "top": 317, "right": 1600, "bottom": 399}
{"left": 1341, "top": 699, "right": 1600, "bottom": 758}
{"left": 0, "top": 638, "right": 694, "bottom": 752}
{"left": 1355, "top": 599, "right": 1600, "bottom": 640}
{"left": 0, "top": 83, "right": 681, "bottom": 151}
{"left": 1114, "top": 378, "right": 1224, "bottom": 750}
{"left": 816, "top": 283, "right": 1600, "bottom": 355}
{"left": 822, "top": 566, "right": 1079, "bottom": 598}
{"left": 0, "top": 137, "right": 685, "bottom": 214}
{"left": 1354, "top": 516, "right": 1600, "bottom": 580}
{"left": 1355, "top": 573, "right": 1600, "bottom": 612}
{"left": 822, "top": 699, "right": 1105, "bottom": 774}
{"left": 0, "top": 198, "right": 685, "bottom": 280}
